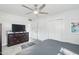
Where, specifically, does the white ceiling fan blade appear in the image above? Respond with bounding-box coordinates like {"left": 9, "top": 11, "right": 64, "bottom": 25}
{"left": 39, "top": 12, "right": 48, "bottom": 14}
{"left": 39, "top": 4, "right": 46, "bottom": 11}
{"left": 22, "top": 5, "right": 33, "bottom": 11}
{"left": 25, "top": 12, "right": 32, "bottom": 15}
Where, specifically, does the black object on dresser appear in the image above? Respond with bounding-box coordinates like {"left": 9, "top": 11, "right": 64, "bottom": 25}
{"left": 7, "top": 32, "right": 29, "bottom": 46}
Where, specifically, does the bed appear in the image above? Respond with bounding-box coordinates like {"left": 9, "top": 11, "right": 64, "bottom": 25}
{"left": 16, "top": 39, "right": 79, "bottom": 55}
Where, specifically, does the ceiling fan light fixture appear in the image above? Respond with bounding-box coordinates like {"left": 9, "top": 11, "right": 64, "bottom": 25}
{"left": 33, "top": 10, "right": 39, "bottom": 15}
{"left": 22, "top": 4, "right": 48, "bottom": 15}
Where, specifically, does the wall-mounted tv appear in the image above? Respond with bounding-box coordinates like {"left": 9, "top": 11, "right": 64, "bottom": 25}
{"left": 12, "top": 24, "right": 25, "bottom": 32}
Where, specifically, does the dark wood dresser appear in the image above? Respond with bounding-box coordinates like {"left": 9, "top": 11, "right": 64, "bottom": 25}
{"left": 7, "top": 32, "right": 29, "bottom": 46}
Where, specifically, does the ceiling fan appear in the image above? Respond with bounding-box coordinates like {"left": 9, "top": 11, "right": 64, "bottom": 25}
{"left": 22, "top": 4, "right": 48, "bottom": 15}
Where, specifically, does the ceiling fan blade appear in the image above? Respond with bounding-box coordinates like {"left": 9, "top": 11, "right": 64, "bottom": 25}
{"left": 39, "top": 4, "right": 46, "bottom": 11}
{"left": 39, "top": 12, "right": 48, "bottom": 14}
{"left": 34, "top": 4, "right": 38, "bottom": 10}
{"left": 25, "top": 12, "right": 32, "bottom": 15}
{"left": 22, "top": 5, "right": 33, "bottom": 11}
{"left": 34, "top": 4, "right": 38, "bottom": 7}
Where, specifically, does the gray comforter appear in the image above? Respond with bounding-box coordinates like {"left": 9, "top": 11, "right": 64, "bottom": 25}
{"left": 17, "top": 39, "right": 79, "bottom": 55}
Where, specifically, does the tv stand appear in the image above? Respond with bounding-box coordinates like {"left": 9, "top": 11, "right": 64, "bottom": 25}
{"left": 7, "top": 32, "right": 29, "bottom": 46}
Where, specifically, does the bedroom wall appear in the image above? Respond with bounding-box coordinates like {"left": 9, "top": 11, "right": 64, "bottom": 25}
{"left": 31, "top": 8, "right": 79, "bottom": 44}
{"left": 0, "top": 11, "right": 31, "bottom": 46}
{"left": 1, "top": 8, "right": 79, "bottom": 46}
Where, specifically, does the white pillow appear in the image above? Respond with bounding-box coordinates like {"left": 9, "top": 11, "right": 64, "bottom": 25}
{"left": 59, "top": 47, "right": 78, "bottom": 55}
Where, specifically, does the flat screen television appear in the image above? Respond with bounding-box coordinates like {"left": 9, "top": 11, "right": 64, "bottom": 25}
{"left": 12, "top": 24, "right": 25, "bottom": 32}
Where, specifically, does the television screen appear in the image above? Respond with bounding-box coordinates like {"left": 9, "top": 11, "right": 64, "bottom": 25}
{"left": 12, "top": 24, "right": 25, "bottom": 32}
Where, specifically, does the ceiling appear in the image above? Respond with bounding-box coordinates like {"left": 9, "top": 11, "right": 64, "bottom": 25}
{"left": 0, "top": 4, "right": 79, "bottom": 19}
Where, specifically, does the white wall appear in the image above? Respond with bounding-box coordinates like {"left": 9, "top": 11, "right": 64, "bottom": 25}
{"left": 31, "top": 9, "right": 79, "bottom": 44}
{"left": 0, "top": 11, "right": 30, "bottom": 46}
{"left": 1, "top": 8, "right": 79, "bottom": 46}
